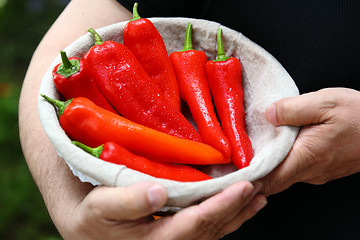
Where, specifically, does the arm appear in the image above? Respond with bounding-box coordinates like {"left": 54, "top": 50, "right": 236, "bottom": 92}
{"left": 19, "top": 1, "right": 266, "bottom": 239}
{"left": 261, "top": 88, "right": 360, "bottom": 195}
{"left": 18, "top": 0, "right": 131, "bottom": 236}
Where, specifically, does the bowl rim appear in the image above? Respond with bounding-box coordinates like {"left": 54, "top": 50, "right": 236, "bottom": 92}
{"left": 38, "top": 17, "right": 299, "bottom": 210}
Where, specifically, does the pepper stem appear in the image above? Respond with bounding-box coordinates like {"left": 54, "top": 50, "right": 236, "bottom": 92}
{"left": 60, "top": 50, "right": 72, "bottom": 69}
{"left": 131, "top": 2, "right": 141, "bottom": 21}
{"left": 214, "top": 28, "right": 230, "bottom": 62}
{"left": 56, "top": 50, "right": 80, "bottom": 78}
{"left": 88, "top": 28, "right": 103, "bottom": 45}
{"left": 72, "top": 141, "right": 103, "bottom": 158}
{"left": 40, "top": 94, "right": 72, "bottom": 116}
{"left": 181, "top": 23, "right": 194, "bottom": 51}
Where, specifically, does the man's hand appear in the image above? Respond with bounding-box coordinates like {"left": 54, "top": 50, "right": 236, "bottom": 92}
{"left": 262, "top": 88, "right": 360, "bottom": 195}
{"left": 67, "top": 181, "right": 266, "bottom": 240}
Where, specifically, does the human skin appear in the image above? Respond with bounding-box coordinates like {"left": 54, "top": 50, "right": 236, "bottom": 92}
{"left": 18, "top": 0, "right": 266, "bottom": 239}
{"left": 261, "top": 88, "right": 360, "bottom": 195}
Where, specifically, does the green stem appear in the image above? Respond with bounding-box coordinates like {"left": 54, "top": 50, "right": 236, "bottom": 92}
{"left": 131, "top": 2, "right": 141, "bottom": 21}
{"left": 56, "top": 50, "right": 80, "bottom": 78}
{"left": 60, "top": 50, "right": 72, "bottom": 69}
{"left": 88, "top": 28, "right": 103, "bottom": 45}
{"left": 72, "top": 141, "right": 103, "bottom": 158}
{"left": 214, "top": 28, "right": 230, "bottom": 62}
{"left": 181, "top": 23, "right": 194, "bottom": 51}
{"left": 40, "top": 94, "right": 72, "bottom": 116}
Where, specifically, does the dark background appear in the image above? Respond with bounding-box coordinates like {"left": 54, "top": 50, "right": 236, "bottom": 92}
{"left": 0, "top": 0, "right": 69, "bottom": 239}
{"left": 3, "top": 1, "right": 360, "bottom": 239}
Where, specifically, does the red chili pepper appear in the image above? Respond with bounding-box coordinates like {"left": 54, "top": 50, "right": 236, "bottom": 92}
{"left": 52, "top": 50, "right": 117, "bottom": 113}
{"left": 72, "top": 141, "right": 212, "bottom": 182}
{"left": 169, "top": 23, "right": 231, "bottom": 159}
{"left": 41, "top": 95, "right": 229, "bottom": 165}
{"left": 123, "top": 3, "right": 181, "bottom": 110}
{"left": 83, "top": 28, "right": 201, "bottom": 142}
{"left": 205, "top": 29, "right": 253, "bottom": 169}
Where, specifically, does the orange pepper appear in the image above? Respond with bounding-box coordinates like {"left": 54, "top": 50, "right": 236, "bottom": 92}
{"left": 41, "top": 95, "right": 230, "bottom": 165}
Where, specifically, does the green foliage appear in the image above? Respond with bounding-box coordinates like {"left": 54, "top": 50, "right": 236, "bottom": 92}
{"left": 0, "top": 0, "right": 67, "bottom": 83}
{"left": 0, "top": 0, "right": 68, "bottom": 239}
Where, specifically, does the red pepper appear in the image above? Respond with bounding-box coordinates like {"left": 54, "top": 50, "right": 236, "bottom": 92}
{"left": 205, "top": 29, "right": 253, "bottom": 169}
{"left": 72, "top": 141, "right": 212, "bottom": 182}
{"left": 41, "top": 95, "right": 229, "bottom": 165}
{"left": 123, "top": 3, "right": 181, "bottom": 110}
{"left": 83, "top": 28, "right": 201, "bottom": 142}
{"left": 169, "top": 23, "right": 231, "bottom": 159}
{"left": 52, "top": 50, "right": 117, "bottom": 114}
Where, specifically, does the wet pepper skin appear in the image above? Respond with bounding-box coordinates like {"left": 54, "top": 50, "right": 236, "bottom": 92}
{"left": 42, "top": 95, "right": 229, "bottom": 165}
{"left": 52, "top": 51, "right": 117, "bottom": 114}
{"left": 83, "top": 31, "right": 201, "bottom": 142}
{"left": 123, "top": 3, "right": 181, "bottom": 110}
{"left": 73, "top": 141, "right": 212, "bottom": 182}
{"left": 205, "top": 29, "right": 253, "bottom": 169}
{"left": 169, "top": 23, "right": 231, "bottom": 159}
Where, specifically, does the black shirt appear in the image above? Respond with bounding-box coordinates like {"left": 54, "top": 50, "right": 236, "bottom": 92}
{"left": 118, "top": 1, "right": 360, "bottom": 239}
{"left": 119, "top": 0, "right": 360, "bottom": 94}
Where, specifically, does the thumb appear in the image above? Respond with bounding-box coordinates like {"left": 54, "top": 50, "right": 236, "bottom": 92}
{"left": 82, "top": 182, "right": 168, "bottom": 221}
{"left": 265, "top": 90, "right": 334, "bottom": 127}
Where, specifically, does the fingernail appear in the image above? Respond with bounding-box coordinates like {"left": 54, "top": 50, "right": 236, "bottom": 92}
{"left": 252, "top": 196, "right": 267, "bottom": 212}
{"left": 147, "top": 185, "right": 167, "bottom": 209}
{"left": 265, "top": 103, "right": 277, "bottom": 126}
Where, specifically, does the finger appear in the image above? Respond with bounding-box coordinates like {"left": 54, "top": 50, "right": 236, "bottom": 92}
{"left": 260, "top": 134, "right": 309, "bottom": 196}
{"left": 265, "top": 90, "right": 336, "bottom": 126}
{"left": 197, "top": 181, "right": 263, "bottom": 226}
{"left": 82, "top": 182, "right": 167, "bottom": 221}
{"left": 153, "top": 181, "right": 257, "bottom": 239}
{"left": 221, "top": 194, "right": 267, "bottom": 235}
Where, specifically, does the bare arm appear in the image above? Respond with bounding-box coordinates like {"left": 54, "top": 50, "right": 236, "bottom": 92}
{"left": 19, "top": 0, "right": 132, "bottom": 237}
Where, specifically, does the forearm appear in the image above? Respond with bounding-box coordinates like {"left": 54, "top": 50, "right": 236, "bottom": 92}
{"left": 19, "top": 0, "right": 131, "bottom": 237}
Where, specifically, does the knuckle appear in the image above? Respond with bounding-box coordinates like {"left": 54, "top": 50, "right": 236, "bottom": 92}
{"left": 195, "top": 210, "right": 225, "bottom": 239}
{"left": 198, "top": 214, "right": 217, "bottom": 231}
{"left": 212, "top": 228, "right": 227, "bottom": 240}
{"left": 275, "top": 97, "right": 294, "bottom": 123}
{"left": 315, "top": 89, "right": 338, "bottom": 122}
{"left": 309, "top": 178, "right": 329, "bottom": 185}
{"left": 84, "top": 195, "right": 105, "bottom": 221}
{"left": 263, "top": 179, "right": 279, "bottom": 195}
{"left": 262, "top": 174, "right": 288, "bottom": 196}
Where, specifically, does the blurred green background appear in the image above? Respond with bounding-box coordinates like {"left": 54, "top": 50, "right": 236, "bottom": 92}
{"left": 0, "top": 0, "right": 69, "bottom": 239}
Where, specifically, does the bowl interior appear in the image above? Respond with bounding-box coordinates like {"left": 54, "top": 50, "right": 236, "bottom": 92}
{"left": 38, "top": 17, "right": 299, "bottom": 209}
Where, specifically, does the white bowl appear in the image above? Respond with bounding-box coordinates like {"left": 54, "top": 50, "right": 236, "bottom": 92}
{"left": 38, "top": 17, "right": 299, "bottom": 211}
